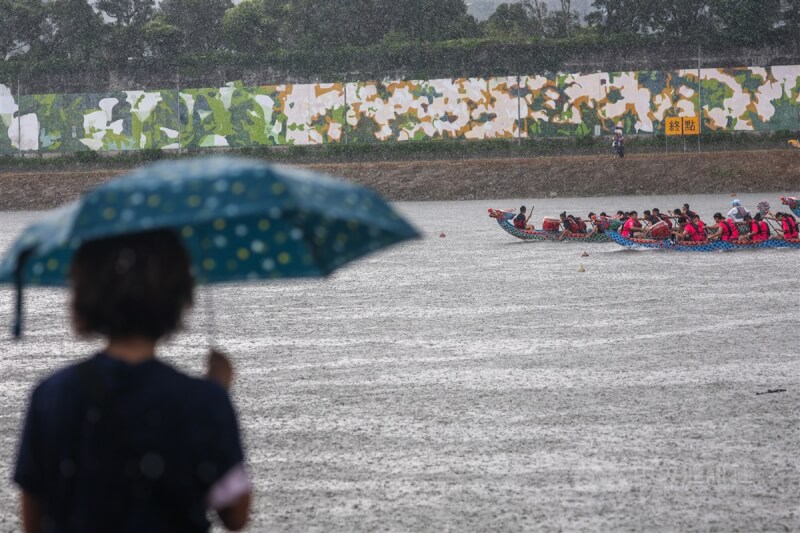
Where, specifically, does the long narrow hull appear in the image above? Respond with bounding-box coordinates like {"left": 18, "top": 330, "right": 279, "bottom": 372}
{"left": 489, "top": 209, "right": 611, "bottom": 243}
{"left": 606, "top": 231, "right": 800, "bottom": 251}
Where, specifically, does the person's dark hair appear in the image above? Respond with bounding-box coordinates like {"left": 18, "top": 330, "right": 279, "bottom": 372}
{"left": 629, "top": 210, "right": 637, "bottom": 216}
{"left": 652, "top": 208, "right": 661, "bottom": 214}
{"left": 643, "top": 210, "right": 651, "bottom": 216}
{"left": 520, "top": 205, "right": 526, "bottom": 212}
{"left": 616, "top": 210, "right": 624, "bottom": 216}
{"left": 600, "top": 212, "right": 607, "bottom": 217}
{"left": 683, "top": 203, "right": 690, "bottom": 209}
{"left": 673, "top": 208, "right": 681, "bottom": 215}
{"left": 754, "top": 213, "right": 762, "bottom": 221}
{"left": 70, "top": 230, "right": 194, "bottom": 340}
{"left": 588, "top": 212, "right": 596, "bottom": 218}
{"left": 713, "top": 212, "right": 723, "bottom": 220}
{"left": 691, "top": 213, "right": 700, "bottom": 220}
{"left": 678, "top": 216, "right": 688, "bottom": 224}
{"left": 743, "top": 214, "right": 753, "bottom": 221}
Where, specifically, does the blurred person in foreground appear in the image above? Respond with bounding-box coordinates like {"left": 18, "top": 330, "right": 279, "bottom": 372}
{"left": 14, "top": 230, "right": 251, "bottom": 532}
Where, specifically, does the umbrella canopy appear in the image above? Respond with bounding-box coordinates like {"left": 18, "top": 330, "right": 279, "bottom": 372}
{"left": 0, "top": 157, "right": 419, "bottom": 334}
{"left": 1, "top": 157, "right": 418, "bottom": 286}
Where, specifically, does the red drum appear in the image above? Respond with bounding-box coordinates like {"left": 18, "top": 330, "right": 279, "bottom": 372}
{"left": 542, "top": 217, "right": 561, "bottom": 232}
{"left": 649, "top": 220, "right": 670, "bottom": 239}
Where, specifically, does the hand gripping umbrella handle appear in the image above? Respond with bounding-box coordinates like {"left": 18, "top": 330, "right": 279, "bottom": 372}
{"left": 13, "top": 249, "right": 33, "bottom": 339}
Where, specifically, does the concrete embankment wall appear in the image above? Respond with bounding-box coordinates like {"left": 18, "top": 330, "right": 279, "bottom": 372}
{"left": 1, "top": 64, "right": 799, "bottom": 157}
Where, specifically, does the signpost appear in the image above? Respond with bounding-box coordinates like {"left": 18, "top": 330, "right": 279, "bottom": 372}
{"left": 682, "top": 117, "right": 699, "bottom": 136}
{"left": 665, "top": 117, "right": 683, "bottom": 136}
{"left": 664, "top": 116, "right": 699, "bottom": 153}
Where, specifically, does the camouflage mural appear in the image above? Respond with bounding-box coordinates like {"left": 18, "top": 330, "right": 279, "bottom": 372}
{"left": 345, "top": 77, "right": 522, "bottom": 142}
{"left": 179, "top": 82, "right": 345, "bottom": 149}
{"left": 0, "top": 65, "right": 799, "bottom": 155}
{"left": 522, "top": 66, "right": 800, "bottom": 136}
{"left": 23, "top": 89, "right": 180, "bottom": 152}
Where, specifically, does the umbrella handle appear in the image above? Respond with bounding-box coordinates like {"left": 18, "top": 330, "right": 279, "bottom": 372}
{"left": 13, "top": 249, "right": 34, "bottom": 339}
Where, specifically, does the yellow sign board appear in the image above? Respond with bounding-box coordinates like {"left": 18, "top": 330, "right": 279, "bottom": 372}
{"left": 665, "top": 117, "right": 683, "bottom": 136}
{"left": 682, "top": 116, "right": 700, "bottom": 136}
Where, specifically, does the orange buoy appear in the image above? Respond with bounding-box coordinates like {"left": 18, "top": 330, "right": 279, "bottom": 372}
{"left": 439, "top": 232, "right": 446, "bottom": 238}
{"left": 578, "top": 265, "right": 586, "bottom": 273}
{"left": 581, "top": 251, "right": 589, "bottom": 257}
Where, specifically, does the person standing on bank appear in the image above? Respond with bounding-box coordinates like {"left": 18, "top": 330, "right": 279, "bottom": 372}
{"left": 14, "top": 230, "right": 251, "bottom": 532}
{"left": 612, "top": 129, "right": 625, "bottom": 158}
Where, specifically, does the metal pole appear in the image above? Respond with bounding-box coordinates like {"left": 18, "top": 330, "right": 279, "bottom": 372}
{"left": 343, "top": 81, "right": 349, "bottom": 145}
{"left": 175, "top": 66, "right": 182, "bottom": 155}
{"left": 516, "top": 75, "right": 522, "bottom": 145}
{"left": 16, "top": 75, "right": 22, "bottom": 157}
{"left": 697, "top": 44, "right": 702, "bottom": 153}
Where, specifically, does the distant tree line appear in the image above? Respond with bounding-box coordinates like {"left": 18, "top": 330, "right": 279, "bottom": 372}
{"left": 1, "top": 0, "right": 798, "bottom": 64}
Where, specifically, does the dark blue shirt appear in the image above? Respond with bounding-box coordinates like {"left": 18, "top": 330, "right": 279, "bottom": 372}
{"left": 14, "top": 353, "right": 244, "bottom": 533}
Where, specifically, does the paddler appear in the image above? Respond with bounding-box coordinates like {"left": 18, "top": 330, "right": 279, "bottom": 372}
{"left": 652, "top": 208, "right": 673, "bottom": 228}
{"left": 671, "top": 216, "right": 688, "bottom": 241}
{"left": 642, "top": 210, "right": 660, "bottom": 225}
{"left": 772, "top": 212, "right": 799, "bottom": 240}
{"left": 706, "top": 213, "right": 739, "bottom": 242}
{"left": 620, "top": 210, "right": 644, "bottom": 239}
{"left": 513, "top": 205, "right": 534, "bottom": 231}
{"left": 738, "top": 213, "right": 770, "bottom": 242}
{"left": 585, "top": 212, "right": 610, "bottom": 238}
{"left": 558, "top": 212, "right": 588, "bottom": 240}
{"left": 640, "top": 210, "right": 661, "bottom": 237}
{"left": 681, "top": 203, "right": 698, "bottom": 220}
{"left": 682, "top": 213, "right": 707, "bottom": 242}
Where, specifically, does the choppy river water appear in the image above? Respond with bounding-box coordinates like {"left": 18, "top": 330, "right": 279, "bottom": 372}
{"left": 0, "top": 193, "right": 798, "bottom": 531}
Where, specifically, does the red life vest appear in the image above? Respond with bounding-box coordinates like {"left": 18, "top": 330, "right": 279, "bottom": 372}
{"left": 750, "top": 221, "right": 768, "bottom": 241}
{"left": 783, "top": 217, "right": 798, "bottom": 239}
{"left": 685, "top": 222, "right": 705, "bottom": 241}
{"left": 565, "top": 218, "right": 578, "bottom": 232}
{"left": 565, "top": 217, "right": 586, "bottom": 233}
{"left": 720, "top": 219, "right": 739, "bottom": 241}
{"left": 621, "top": 218, "right": 641, "bottom": 238}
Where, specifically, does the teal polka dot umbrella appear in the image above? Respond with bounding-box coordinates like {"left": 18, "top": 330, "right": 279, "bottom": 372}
{"left": 0, "top": 157, "right": 419, "bottom": 336}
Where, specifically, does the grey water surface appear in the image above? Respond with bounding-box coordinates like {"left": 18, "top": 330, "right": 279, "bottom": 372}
{"left": 0, "top": 193, "right": 798, "bottom": 532}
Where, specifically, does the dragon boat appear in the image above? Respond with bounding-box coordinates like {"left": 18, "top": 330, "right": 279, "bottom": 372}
{"left": 781, "top": 197, "right": 800, "bottom": 218}
{"left": 606, "top": 230, "right": 800, "bottom": 252}
{"left": 488, "top": 208, "right": 612, "bottom": 243}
